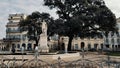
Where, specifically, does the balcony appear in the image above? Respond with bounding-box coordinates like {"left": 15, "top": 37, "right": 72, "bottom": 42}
{"left": 6, "top": 22, "right": 19, "bottom": 27}
{"left": 3, "top": 38, "right": 21, "bottom": 42}
{"left": 6, "top": 30, "right": 20, "bottom": 33}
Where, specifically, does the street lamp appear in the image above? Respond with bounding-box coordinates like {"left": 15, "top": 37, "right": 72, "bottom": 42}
{"left": 35, "top": 46, "right": 39, "bottom": 60}
{"left": 21, "top": 46, "right": 24, "bottom": 62}
{"left": 107, "top": 52, "right": 110, "bottom": 68}
{"left": 81, "top": 48, "right": 85, "bottom": 59}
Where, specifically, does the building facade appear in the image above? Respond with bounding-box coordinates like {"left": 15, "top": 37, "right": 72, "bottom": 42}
{"left": 71, "top": 37, "right": 104, "bottom": 51}
{"left": 5, "top": 14, "right": 35, "bottom": 51}
{"left": 102, "top": 18, "right": 120, "bottom": 51}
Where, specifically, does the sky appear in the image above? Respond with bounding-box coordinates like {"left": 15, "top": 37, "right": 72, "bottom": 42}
{"left": 0, "top": 0, "right": 120, "bottom": 39}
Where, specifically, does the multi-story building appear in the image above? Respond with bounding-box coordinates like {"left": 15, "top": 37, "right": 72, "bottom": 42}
{"left": 102, "top": 18, "right": 120, "bottom": 51}
{"left": 4, "top": 14, "right": 35, "bottom": 51}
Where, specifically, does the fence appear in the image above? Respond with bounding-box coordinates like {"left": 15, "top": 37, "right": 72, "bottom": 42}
{"left": 0, "top": 51, "right": 120, "bottom": 68}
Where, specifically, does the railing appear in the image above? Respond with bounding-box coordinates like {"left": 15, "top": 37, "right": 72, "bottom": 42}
{"left": 0, "top": 56, "right": 119, "bottom": 68}
{"left": 6, "top": 30, "right": 20, "bottom": 33}
{"left": 0, "top": 49, "right": 119, "bottom": 68}
{"left": 3, "top": 38, "right": 21, "bottom": 42}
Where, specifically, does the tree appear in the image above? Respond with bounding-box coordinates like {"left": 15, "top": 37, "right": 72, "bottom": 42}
{"left": 44, "top": 0, "right": 118, "bottom": 51}
{"left": 47, "top": 19, "right": 67, "bottom": 36}
{"left": 19, "top": 11, "right": 51, "bottom": 48}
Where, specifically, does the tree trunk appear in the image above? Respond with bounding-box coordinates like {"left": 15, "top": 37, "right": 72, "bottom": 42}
{"left": 34, "top": 39, "right": 38, "bottom": 49}
{"left": 36, "top": 39, "right": 39, "bottom": 45}
{"left": 68, "top": 35, "right": 73, "bottom": 51}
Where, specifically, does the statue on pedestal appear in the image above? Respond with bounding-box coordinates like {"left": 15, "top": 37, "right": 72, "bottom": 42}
{"left": 38, "top": 21, "right": 49, "bottom": 52}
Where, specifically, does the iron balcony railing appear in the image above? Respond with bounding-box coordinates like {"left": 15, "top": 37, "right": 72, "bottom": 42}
{"left": 6, "top": 30, "right": 20, "bottom": 33}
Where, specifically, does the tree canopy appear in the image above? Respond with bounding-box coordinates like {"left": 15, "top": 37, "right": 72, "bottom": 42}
{"left": 44, "top": 0, "right": 118, "bottom": 51}
{"left": 19, "top": 11, "right": 52, "bottom": 46}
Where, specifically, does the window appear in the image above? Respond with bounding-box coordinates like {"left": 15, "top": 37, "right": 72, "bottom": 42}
{"left": 11, "top": 17, "right": 13, "bottom": 19}
{"left": 106, "top": 45, "right": 109, "bottom": 48}
{"left": 117, "top": 39, "right": 119, "bottom": 44}
{"left": 106, "top": 38, "right": 109, "bottom": 44}
{"left": 28, "top": 43, "right": 32, "bottom": 50}
{"left": 17, "top": 44, "right": 20, "bottom": 48}
{"left": 111, "top": 38, "right": 114, "bottom": 44}
{"left": 101, "top": 44, "right": 103, "bottom": 49}
{"left": 88, "top": 44, "right": 91, "bottom": 49}
{"left": 75, "top": 44, "right": 78, "bottom": 50}
{"left": 22, "top": 35, "right": 26, "bottom": 40}
{"left": 81, "top": 42, "right": 85, "bottom": 48}
{"left": 118, "top": 45, "right": 120, "bottom": 48}
{"left": 94, "top": 44, "right": 98, "bottom": 49}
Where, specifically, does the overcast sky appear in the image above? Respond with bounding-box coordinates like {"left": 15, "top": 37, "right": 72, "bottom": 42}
{"left": 0, "top": 0, "right": 120, "bottom": 39}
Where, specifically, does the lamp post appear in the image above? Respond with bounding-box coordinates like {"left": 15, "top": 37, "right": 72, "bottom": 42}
{"left": 21, "top": 46, "right": 24, "bottom": 62}
{"left": 81, "top": 48, "right": 85, "bottom": 68}
{"left": 34, "top": 46, "right": 39, "bottom": 68}
{"left": 35, "top": 46, "right": 39, "bottom": 61}
{"left": 107, "top": 56, "right": 110, "bottom": 68}
{"left": 81, "top": 48, "right": 85, "bottom": 59}
{"left": 107, "top": 51, "right": 110, "bottom": 68}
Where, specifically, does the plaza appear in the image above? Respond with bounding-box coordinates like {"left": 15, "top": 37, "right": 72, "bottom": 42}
{"left": 0, "top": 13, "right": 119, "bottom": 68}
{"left": 0, "top": 0, "right": 120, "bottom": 68}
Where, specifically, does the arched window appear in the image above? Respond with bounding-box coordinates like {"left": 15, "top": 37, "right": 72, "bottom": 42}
{"left": 81, "top": 42, "right": 85, "bottom": 49}
{"left": 106, "top": 45, "right": 109, "bottom": 48}
{"left": 22, "top": 43, "right": 26, "bottom": 48}
{"left": 12, "top": 44, "right": 15, "bottom": 48}
{"left": 28, "top": 43, "right": 32, "bottom": 50}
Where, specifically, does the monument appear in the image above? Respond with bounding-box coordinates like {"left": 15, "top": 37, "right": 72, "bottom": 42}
{"left": 38, "top": 21, "right": 49, "bottom": 53}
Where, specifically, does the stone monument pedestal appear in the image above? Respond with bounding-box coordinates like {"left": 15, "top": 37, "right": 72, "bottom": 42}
{"left": 39, "top": 34, "right": 49, "bottom": 53}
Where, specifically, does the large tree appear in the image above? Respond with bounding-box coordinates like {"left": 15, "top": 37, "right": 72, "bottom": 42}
{"left": 44, "top": 0, "right": 118, "bottom": 51}
{"left": 47, "top": 19, "right": 68, "bottom": 36}
{"left": 19, "top": 11, "right": 51, "bottom": 48}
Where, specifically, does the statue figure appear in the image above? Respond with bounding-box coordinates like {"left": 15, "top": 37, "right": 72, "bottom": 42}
{"left": 41, "top": 21, "right": 47, "bottom": 36}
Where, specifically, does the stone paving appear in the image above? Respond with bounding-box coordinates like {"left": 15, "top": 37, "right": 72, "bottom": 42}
{"left": 0, "top": 52, "right": 120, "bottom": 63}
